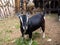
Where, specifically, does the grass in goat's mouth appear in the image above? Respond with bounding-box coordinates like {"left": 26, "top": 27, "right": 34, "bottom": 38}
{"left": 15, "top": 38, "right": 38, "bottom": 45}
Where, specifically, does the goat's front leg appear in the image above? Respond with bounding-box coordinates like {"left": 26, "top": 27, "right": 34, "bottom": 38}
{"left": 22, "top": 33, "right": 24, "bottom": 40}
{"left": 21, "top": 29, "right": 25, "bottom": 42}
{"left": 29, "top": 32, "right": 33, "bottom": 45}
{"left": 21, "top": 33, "right": 24, "bottom": 43}
{"left": 20, "top": 28, "right": 24, "bottom": 39}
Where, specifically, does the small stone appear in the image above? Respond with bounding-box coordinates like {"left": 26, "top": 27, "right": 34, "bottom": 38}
{"left": 47, "top": 39, "right": 52, "bottom": 42}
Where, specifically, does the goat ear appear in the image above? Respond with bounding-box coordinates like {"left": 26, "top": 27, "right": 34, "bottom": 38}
{"left": 17, "top": 12, "right": 23, "bottom": 19}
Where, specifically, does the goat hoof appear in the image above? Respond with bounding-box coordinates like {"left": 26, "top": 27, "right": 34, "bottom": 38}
{"left": 43, "top": 33, "right": 45, "bottom": 38}
{"left": 43, "top": 35, "right": 45, "bottom": 38}
{"left": 59, "top": 19, "right": 60, "bottom": 21}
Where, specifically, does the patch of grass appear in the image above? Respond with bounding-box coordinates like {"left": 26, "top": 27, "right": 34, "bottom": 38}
{"left": 0, "top": 30, "right": 11, "bottom": 42}
{"left": 15, "top": 24, "right": 20, "bottom": 29}
{"left": 0, "top": 38, "right": 3, "bottom": 42}
{"left": 0, "top": 31, "right": 3, "bottom": 34}
{"left": 4, "top": 35, "right": 11, "bottom": 42}
{"left": 0, "top": 38, "right": 4, "bottom": 45}
{"left": 45, "top": 35, "right": 49, "bottom": 39}
{"left": 32, "top": 40, "right": 38, "bottom": 45}
{"left": 32, "top": 32, "right": 41, "bottom": 39}
{"left": 5, "top": 30, "right": 13, "bottom": 33}
{"left": 0, "top": 42, "right": 3, "bottom": 45}
{"left": 34, "top": 32, "right": 40, "bottom": 35}
{"left": 15, "top": 38, "right": 28, "bottom": 45}
{"left": 15, "top": 39, "right": 20, "bottom": 45}
{"left": 0, "top": 22, "right": 5, "bottom": 26}
{"left": 15, "top": 38, "right": 38, "bottom": 45}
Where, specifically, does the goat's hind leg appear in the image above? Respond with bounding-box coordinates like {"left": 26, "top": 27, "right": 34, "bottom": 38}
{"left": 42, "top": 30, "right": 45, "bottom": 38}
{"left": 41, "top": 19, "right": 45, "bottom": 38}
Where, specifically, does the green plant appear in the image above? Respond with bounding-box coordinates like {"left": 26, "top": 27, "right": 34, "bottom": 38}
{"left": 5, "top": 30, "right": 13, "bottom": 33}
{"left": 15, "top": 38, "right": 38, "bottom": 45}
{"left": 15, "top": 38, "right": 24, "bottom": 45}
{"left": 4, "top": 35, "right": 10, "bottom": 42}
{"left": 32, "top": 32, "right": 41, "bottom": 39}
{"left": 32, "top": 40, "right": 38, "bottom": 45}
{"left": 0, "top": 31, "right": 3, "bottom": 34}
{"left": 15, "top": 24, "right": 20, "bottom": 29}
{"left": 0, "top": 38, "right": 3, "bottom": 42}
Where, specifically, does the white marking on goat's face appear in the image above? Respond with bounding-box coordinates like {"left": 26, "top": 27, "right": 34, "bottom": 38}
{"left": 20, "top": 16, "right": 23, "bottom": 23}
{"left": 26, "top": 15, "right": 28, "bottom": 23}
{"left": 20, "top": 15, "right": 28, "bottom": 30}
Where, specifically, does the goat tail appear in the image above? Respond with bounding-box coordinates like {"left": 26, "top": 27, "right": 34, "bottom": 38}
{"left": 42, "top": 10, "right": 46, "bottom": 19}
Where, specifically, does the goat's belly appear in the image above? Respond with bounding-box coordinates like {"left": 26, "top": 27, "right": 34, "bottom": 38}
{"left": 28, "top": 22, "right": 41, "bottom": 32}
{"left": 25, "top": 23, "right": 41, "bottom": 34}
{"left": 31, "top": 24, "right": 41, "bottom": 31}
{"left": 25, "top": 26, "right": 41, "bottom": 34}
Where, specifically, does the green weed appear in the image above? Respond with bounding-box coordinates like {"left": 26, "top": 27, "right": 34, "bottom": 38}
{"left": 32, "top": 32, "right": 41, "bottom": 39}
{"left": 15, "top": 38, "right": 38, "bottom": 45}
{"left": 5, "top": 30, "right": 13, "bottom": 33}
{"left": 15, "top": 24, "right": 20, "bottom": 29}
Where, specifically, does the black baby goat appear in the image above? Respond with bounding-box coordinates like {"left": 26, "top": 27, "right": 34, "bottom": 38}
{"left": 17, "top": 12, "right": 45, "bottom": 45}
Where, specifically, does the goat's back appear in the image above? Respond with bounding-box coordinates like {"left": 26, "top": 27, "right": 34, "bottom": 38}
{"left": 28, "top": 13, "right": 43, "bottom": 25}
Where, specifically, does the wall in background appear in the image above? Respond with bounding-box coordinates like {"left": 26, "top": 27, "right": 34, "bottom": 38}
{"left": 0, "top": 0, "right": 15, "bottom": 19}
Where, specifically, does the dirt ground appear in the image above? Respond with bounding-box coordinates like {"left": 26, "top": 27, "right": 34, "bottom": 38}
{"left": 44, "top": 14, "right": 60, "bottom": 45}
{"left": 0, "top": 14, "right": 60, "bottom": 45}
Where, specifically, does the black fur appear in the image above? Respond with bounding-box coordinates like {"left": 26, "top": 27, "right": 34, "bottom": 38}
{"left": 20, "top": 13, "right": 45, "bottom": 39}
